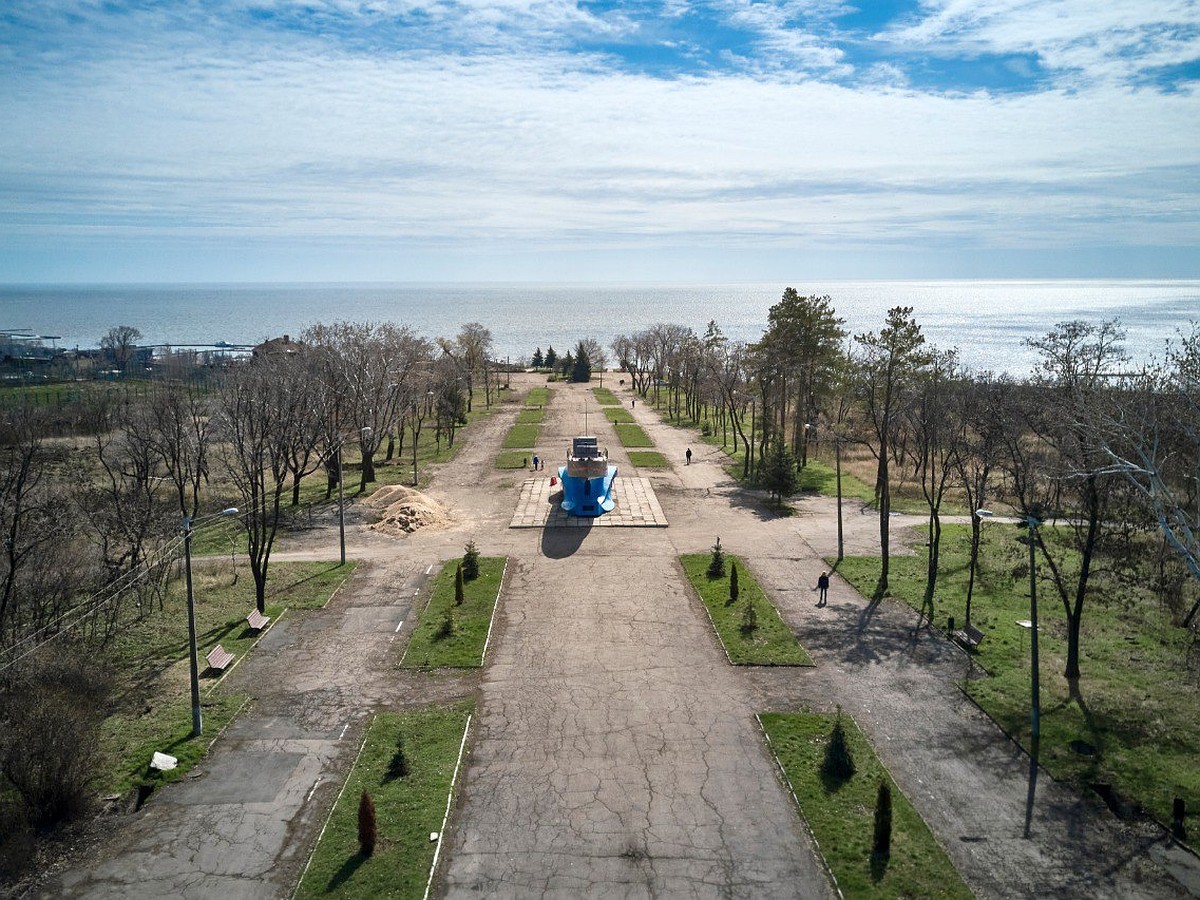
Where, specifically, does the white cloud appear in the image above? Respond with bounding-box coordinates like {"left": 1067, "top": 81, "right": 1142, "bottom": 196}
{"left": 881, "top": 0, "right": 1200, "bottom": 85}
{"left": 0, "top": 1, "right": 1197, "bottom": 279}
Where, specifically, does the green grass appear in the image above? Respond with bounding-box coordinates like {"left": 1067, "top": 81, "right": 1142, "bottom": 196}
{"left": 797, "top": 459, "right": 875, "bottom": 502}
{"left": 836, "top": 523, "right": 1200, "bottom": 834}
{"left": 627, "top": 451, "right": 670, "bottom": 468}
{"left": 502, "top": 423, "right": 540, "bottom": 449}
{"left": 525, "top": 386, "right": 551, "bottom": 407}
{"left": 613, "top": 423, "right": 654, "bottom": 448}
{"left": 401, "top": 557, "right": 506, "bottom": 667}
{"left": 294, "top": 703, "right": 473, "bottom": 899}
{"left": 760, "top": 711, "right": 972, "bottom": 900}
{"left": 495, "top": 450, "right": 534, "bottom": 469}
{"left": 516, "top": 407, "right": 544, "bottom": 424}
{"left": 680, "top": 555, "right": 812, "bottom": 665}
{"left": 603, "top": 407, "right": 635, "bottom": 424}
{"left": 592, "top": 387, "right": 620, "bottom": 405}
{"left": 98, "top": 559, "right": 354, "bottom": 796}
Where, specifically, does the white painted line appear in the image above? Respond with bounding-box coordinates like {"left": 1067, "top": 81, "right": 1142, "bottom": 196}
{"left": 338, "top": 723, "right": 349, "bottom": 740}
{"left": 479, "top": 559, "right": 508, "bottom": 665}
{"left": 423, "top": 713, "right": 473, "bottom": 900}
{"left": 394, "top": 619, "right": 404, "bottom": 633}
{"left": 425, "top": 564, "right": 434, "bottom": 575}
{"left": 306, "top": 778, "right": 321, "bottom": 804}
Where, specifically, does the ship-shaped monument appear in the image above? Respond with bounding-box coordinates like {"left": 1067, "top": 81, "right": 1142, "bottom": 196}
{"left": 558, "top": 409, "right": 618, "bottom": 517}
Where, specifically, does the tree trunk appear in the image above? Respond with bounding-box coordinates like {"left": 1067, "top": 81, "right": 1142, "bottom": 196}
{"left": 965, "top": 519, "right": 981, "bottom": 628}
{"left": 876, "top": 443, "right": 890, "bottom": 598}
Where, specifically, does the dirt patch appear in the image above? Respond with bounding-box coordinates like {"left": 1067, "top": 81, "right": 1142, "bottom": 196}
{"left": 363, "top": 485, "right": 454, "bottom": 535}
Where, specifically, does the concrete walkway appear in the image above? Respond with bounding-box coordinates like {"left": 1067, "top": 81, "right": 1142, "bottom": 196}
{"left": 30, "top": 375, "right": 1198, "bottom": 899}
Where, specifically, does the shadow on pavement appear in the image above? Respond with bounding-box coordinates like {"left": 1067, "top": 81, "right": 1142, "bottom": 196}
{"left": 540, "top": 522, "right": 592, "bottom": 558}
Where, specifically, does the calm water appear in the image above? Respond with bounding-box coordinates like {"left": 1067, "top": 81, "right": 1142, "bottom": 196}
{"left": 1, "top": 280, "right": 1197, "bottom": 375}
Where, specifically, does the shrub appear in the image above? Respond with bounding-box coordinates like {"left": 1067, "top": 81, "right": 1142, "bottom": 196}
{"left": 707, "top": 538, "right": 725, "bottom": 579}
{"left": 740, "top": 600, "right": 757, "bottom": 634}
{"left": 728, "top": 562, "right": 739, "bottom": 606}
{"left": 455, "top": 564, "right": 465, "bottom": 606}
{"left": 821, "top": 709, "right": 856, "bottom": 782}
{"left": 358, "top": 791, "right": 377, "bottom": 857}
{"left": 873, "top": 781, "right": 893, "bottom": 859}
{"left": 0, "top": 649, "right": 110, "bottom": 829}
{"left": 462, "top": 541, "right": 480, "bottom": 580}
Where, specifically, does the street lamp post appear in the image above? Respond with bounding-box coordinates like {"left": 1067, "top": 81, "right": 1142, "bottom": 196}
{"left": 183, "top": 507, "right": 239, "bottom": 738}
{"left": 976, "top": 508, "right": 1041, "bottom": 836}
{"left": 336, "top": 440, "right": 346, "bottom": 566}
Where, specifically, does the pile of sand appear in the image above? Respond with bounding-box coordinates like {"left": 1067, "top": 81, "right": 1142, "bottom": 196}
{"left": 363, "top": 484, "right": 453, "bottom": 535}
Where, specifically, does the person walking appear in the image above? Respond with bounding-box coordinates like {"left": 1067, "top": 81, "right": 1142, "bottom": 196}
{"left": 816, "top": 572, "right": 830, "bottom": 607}
{"left": 685, "top": 447, "right": 692, "bottom": 465}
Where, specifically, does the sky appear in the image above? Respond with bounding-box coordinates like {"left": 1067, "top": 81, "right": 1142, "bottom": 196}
{"left": 1, "top": 0, "right": 1198, "bottom": 282}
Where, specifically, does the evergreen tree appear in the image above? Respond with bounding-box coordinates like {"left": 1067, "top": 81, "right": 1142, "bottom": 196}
{"left": 531, "top": 347, "right": 544, "bottom": 368}
{"left": 358, "top": 791, "right": 377, "bottom": 857}
{"left": 728, "top": 561, "right": 739, "bottom": 605}
{"left": 560, "top": 351, "right": 574, "bottom": 377}
{"left": 455, "top": 563, "right": 465, "bottom": 605}
{"left": 462, "top": 540, "right": 480, "bottom": 580}
{"left": 872, "top": 781, "right": 893, "bottom": 859}
{"left": 571, "top": 340, "right": 592, "bottom": 383}
{"left": 386, "top": 735, "right": 410, "bottom": 780}
{"left": 821, "top": 709, "right": 856, "bottom": 781}
{"left": 761, "top": 438, "right": 799, "bottom": 507}
{"left": 544, "top": 345, "right": 558, "bottom": 370}
{"left": 707, "top": 537, "right": 725, "bottom": 578}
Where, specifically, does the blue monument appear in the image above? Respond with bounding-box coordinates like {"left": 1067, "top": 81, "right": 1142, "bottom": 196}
{"left": 559, "top": 435, "right": 617, "bottom": 517}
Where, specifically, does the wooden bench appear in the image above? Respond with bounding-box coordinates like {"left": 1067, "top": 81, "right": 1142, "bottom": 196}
{"left": 953, "top": 624, "right": 986, "bottom": 651}
{"left": 246, "top": 609, "right": 271, "bottom": 632}
{"left": 205, "top": 644, "right": 235, "bottom": 673}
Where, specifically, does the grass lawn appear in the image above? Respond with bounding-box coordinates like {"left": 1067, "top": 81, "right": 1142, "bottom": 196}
{"left": 760, "top": 711, "right": 972, "bottom": 900}
{"left": 294, "top": 703, "right": 473, "bottom": 900}
{"left": 613, "top": 423, "right": 654, "bottom": 448}
{"left": 603, "top": 407, "right": 635, "bottom": 424}
{"left": 401, "top": 557, "right": 506, "bottom": 667}
{"left": 592, "top": 387, "right": 620, "bottom": 405}
{"left": 797, "top": 459, "right": 875, "bottom": 503}
{"left": 680, "top": 554, "right": 812, "bottom": 665}
{"left": 836, "top": 523, "right": 1200, "bottom": 834}
{"left": 99, "top": 559, "right": 354, "bottom": 796}
{"left": 502, "top": 423, "right": 540, "bottom": 449}
{"left": 495, "top": 450, "right": 533, "bottom": 469}
{"left": 627, "top": 451, "right": 670, "bottom": 468}
{"left": 525, "top": 386, "right": 551, "bottom": 407}
{"left": 516, "top": 407, "right": 544, "bottom": 424}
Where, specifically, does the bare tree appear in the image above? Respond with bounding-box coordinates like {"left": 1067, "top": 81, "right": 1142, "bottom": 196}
{"left": 905, "top": 349, "right": 964, "bottom": 617}
{"left": 214, "top": 359, "right": 298, "bottom": 612}
{"left": 852, "top": 306, "right": 933, "bottom": 598}
{"left": 100, "top": 325, "right": 143, "bottom": 373}
{"left": 145, "top": 378, "right": 211, "bottom": 519}
{"left": 1010, "top": 319, "right": 1130, "bottom": 683}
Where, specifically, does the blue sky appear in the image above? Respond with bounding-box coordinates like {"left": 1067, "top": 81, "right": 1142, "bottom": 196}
{"left": 1, "top": 0, "right": 1198, "bottom": 281}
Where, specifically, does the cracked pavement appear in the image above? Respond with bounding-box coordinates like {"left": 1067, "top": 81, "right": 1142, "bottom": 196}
{"left": 27, "top": 374, "right": 1200, "bottom": 899}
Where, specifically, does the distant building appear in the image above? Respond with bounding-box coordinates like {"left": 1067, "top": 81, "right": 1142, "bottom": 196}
{"left": 252, "top": 334, "right": 304, "bottom": 358}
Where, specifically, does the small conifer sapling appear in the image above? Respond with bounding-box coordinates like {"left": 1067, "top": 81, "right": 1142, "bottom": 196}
{"left": 821, "top": 708, "right": 857, "bottom": 781}
{"left": 462, "top": 541, "right": 480, "bottom": 580}
{"left": 455, "top": 564, "right": 465, "bottom": 605}
{"left": 358, "top": 791, "right": 377, "bottom": 857}
{"left": 707, "top": 537, "right": 725, "bottom": 579}
{"left": 872, "top": 781, "right": 893, "bottom": 860}
{"left": 728, "top": 561, "right": 739, "bottom": 606}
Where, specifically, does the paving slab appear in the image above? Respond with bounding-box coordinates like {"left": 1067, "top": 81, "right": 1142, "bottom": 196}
{"left": 510, "top": 476, "right": 668, "bottom": 528}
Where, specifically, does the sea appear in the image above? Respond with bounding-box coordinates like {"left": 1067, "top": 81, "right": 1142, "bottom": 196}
{"left": 1, "top": 280, "right": 1198, "bottom": 376}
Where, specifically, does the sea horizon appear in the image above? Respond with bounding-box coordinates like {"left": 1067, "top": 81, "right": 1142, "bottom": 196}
{"left": 4, "top": 278, "right": 1198, "bottom": 377}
